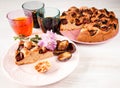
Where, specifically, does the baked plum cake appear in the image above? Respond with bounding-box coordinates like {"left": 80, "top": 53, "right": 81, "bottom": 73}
{"left": 60, "top": 6, "right": 119, "bottom": 42}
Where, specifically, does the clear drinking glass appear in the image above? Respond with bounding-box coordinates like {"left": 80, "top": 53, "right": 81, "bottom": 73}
{"left": 22, "top": 1, "right": 44, "bottom": 28}
{"left": 37, "top": 7, "right": 60, "bottom": 33}
{"left": 6, "top": 10, "right": 33, "bottom": 36}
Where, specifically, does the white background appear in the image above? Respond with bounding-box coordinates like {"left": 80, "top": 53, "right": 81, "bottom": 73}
{"left": 0, "top": 0, "right": 120, "bottom": 88}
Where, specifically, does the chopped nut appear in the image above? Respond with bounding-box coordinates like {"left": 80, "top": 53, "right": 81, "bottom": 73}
{"left": 35, "top": 60, "right": 51, "bottom": 73}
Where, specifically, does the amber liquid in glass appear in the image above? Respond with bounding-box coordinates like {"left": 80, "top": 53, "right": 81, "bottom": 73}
{"left": 11, "top": 17, "right": 33, "bottom": 36}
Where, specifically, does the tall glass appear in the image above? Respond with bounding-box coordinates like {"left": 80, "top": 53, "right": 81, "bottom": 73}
{"left": 22, "top": 1, "right": 44, "bottom": 28}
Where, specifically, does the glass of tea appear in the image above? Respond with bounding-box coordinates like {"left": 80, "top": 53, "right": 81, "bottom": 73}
{"left": 6, "top": 10, "right": 33, "bottom": 36}
{"left": 22, "top": 1, "right": 44, "bottom": 28}
{"left": 37, "top": 7, "right": 60, "bottom": 34}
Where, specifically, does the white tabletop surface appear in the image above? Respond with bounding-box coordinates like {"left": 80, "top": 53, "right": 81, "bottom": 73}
{"left": 0, "top": 0, "right": 120, "bottom": 88}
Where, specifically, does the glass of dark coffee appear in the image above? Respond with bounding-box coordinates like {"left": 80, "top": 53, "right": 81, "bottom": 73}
{"left": 22, "top": 1, "right": 44, "bottom": 28}
{"left": 37, "top": 7, "right": 60, "bottom": 34}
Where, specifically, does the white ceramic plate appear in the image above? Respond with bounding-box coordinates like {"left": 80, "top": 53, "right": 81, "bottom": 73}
{"left": 1, "top": 34, "right": 79, "bottom": 86}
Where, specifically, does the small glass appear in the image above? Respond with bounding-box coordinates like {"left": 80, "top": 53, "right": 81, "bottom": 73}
{"left": 22, "top": 1, "right": 44, "bottom": 28}
{"left": 6, "top": 10, "right": 33, "bottom": 36}
{"left": 37, "top": 7, "right": 60, "bottom": 33}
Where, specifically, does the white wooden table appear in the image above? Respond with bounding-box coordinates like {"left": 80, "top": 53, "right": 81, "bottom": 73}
{"left": 0, "top": 0, "right": 120, "bottom": 88}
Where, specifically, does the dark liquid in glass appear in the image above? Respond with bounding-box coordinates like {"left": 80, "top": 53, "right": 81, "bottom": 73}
{"left": 32, "top": 11, "right": 44, "bottom": 28}
{"left": 42, "top": 17, "right": 60, "bottom": 34}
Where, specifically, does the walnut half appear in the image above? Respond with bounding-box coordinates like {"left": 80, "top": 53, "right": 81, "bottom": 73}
{"left": 35, "top": 60, "right": 51, "bottom": 73}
